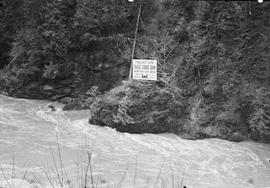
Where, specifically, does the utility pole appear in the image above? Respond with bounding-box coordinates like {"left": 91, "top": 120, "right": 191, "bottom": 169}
{"left": 129, "top": 2, "right": 142, "bottom": 80}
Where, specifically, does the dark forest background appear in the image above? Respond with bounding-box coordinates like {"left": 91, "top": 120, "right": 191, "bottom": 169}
{"left": 0, "top": 0, "right": 270, "bottom": 141}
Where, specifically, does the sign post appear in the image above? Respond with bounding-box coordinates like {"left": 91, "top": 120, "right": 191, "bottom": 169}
{"left": 129, "top": 2, "right": 142, "bottom": 80}
{"left": 132, "top": 59, "right": 157, "bottom": 81}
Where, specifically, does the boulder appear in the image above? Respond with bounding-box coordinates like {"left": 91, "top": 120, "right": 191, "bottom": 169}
{"left": 90, "top": 80, "right": 185, "bottom": 133}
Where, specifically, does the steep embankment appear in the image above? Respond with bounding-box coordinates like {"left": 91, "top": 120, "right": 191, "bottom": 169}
{"left": 88, "top": 1, "right": 270, "bottom": 142}
{"left": 1, "top": 1, "right": 270, "bottom": 142}
{"left": 0, "top": 0, "right": 142, "bottom": 99}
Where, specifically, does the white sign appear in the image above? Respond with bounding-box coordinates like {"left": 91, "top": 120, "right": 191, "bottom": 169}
{"left": 132, "top": 59, "right": 157, "bottom": 80}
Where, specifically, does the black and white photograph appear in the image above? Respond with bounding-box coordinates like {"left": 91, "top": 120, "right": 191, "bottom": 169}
{"left": 0, "top": 0, "right": 270, "bottom": 187}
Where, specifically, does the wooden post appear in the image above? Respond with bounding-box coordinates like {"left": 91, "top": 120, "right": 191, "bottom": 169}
{"left": 129, "top": 4, "right": 142, "bottom": 80}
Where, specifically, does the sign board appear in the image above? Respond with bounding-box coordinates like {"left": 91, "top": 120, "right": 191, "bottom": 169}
{"left": 132, "top": 59, "right": 157, "bottom": 80}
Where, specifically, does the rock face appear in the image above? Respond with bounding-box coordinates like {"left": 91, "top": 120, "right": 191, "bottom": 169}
{"left": 90, "top": 80, "right": 185, "bottom": 133}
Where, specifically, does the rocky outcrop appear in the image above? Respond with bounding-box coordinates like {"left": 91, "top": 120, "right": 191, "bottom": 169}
{"left": 89, "top": 80, "right": 185, "bottom": 133}
{"left": 89, "top": 79, "right": 270, "bottom": 143}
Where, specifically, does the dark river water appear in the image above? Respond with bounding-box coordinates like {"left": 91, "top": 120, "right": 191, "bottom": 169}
{"left": 0, "top": 95, "right": 270, "bottom": 188}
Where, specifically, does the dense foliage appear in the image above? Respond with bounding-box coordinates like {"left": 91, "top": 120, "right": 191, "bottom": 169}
{"left": 0, "top": 0, "right": 156, "bottom": 96}
{"left": 0, "top": 1, "right": 270, "bottom": 141}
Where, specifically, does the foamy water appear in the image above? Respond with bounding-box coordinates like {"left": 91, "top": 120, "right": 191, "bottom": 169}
{"left": 0, "top": 95, "right": 270, "bottom": 188}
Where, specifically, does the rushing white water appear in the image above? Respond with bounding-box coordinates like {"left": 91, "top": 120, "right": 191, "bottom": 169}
{"left": 0, "top": 95, "right": 270, "bottom": 188}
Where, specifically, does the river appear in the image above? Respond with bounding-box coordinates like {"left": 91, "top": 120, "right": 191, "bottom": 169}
{"left": 0, "top": 95, "right": 269, "bottom": 188}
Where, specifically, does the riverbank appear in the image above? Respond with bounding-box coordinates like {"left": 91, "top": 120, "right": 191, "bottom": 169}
{"left": 1, "top": 75, "right": 270, "bottom": 143}
{"left": 88, "top": 79, "right": 270, "bottom": 143}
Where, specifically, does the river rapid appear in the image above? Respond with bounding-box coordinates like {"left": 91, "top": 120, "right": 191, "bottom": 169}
{"left": 0, "top": 95, "right": 269, "bottom": 188}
